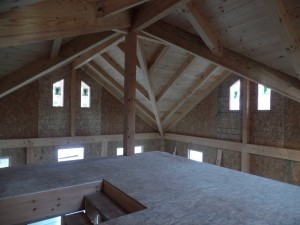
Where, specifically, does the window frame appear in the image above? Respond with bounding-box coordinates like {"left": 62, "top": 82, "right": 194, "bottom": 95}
{"left": 81, "top": 81, "right": 91, "bottom": 108}
{"left": 52, "top": 79, "right": 64, "bottom": 107}
{"left": 257, "top": 84, "right": 271, "bottom": 111}
{"left": 0, "top": 156, "right": 11, "bottom": 168}
{"left": 229, "top": 79, "right": 241, "bottom": 111}
{"left": 188, "top": 149, "right": 203, "bottom": 162}
{"left": 57, "top": 147, "right": 84, "bottom": 162}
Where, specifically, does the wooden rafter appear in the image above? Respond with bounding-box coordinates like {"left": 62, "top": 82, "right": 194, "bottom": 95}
{"left": 148, "top": 45, "right": 169, "bottom": 75}
{"left": 50, "top": 38, "right": 62, "bottom": 59}
{"left": 99, "top": 53, "right": 149, "bottom": 99}
{"left": 156, "top": 55, "right": 194, "bottom": 102}
{"left": 162, "top": 64, "right": 218, "bottom": 128}
{"left": 0, "top": 31, "right": 118, "bottom": 99}
{"left": 137, "top": 40, "right": 164, "bottom": 136}
{"left": 73, "top": 34, "right": 124, "bottom": 69}
{"left": 182, "top": 1, "right": 222, "bottom": 55}
{"left": 263, "top": 0, "right": 300, "bottom": 79}
{"left": 165, "top": 70, "right": 231, "bottom": 131}
{"left": 84, "top": 63, "right": 157, "bottom": 130}
{"left": 143, "top": 21, "right": 300, "bottom": 103}
{"left": 0, "top": 0, "right": 45, "bottom": 13}
{"left": 0, "top": 1, "right": 131, "bottom": 47}
{"left": 117, "top": 43, "right": 141, "bottom": 69}
{"left": 131, "top": 0, "right": 192, "bottom": 31}
{"left": 96, "top": 0, "right": 149, "bottom": 17}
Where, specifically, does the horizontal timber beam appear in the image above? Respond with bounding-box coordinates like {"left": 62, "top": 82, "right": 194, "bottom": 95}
{"left": 0, "top": 181, "right": 101, "bottom": 225}
{"left": 96, "top": 0, "right": 149, "bottom": 17}
{"left": 131, "top": 0, "right": 192, "bottom": 31}
{"left": 143, "top": 21, "right": 300, "bottom": 103}
{"left": 0, "top": 0, "right": 45, "bottom": 13}
{"left": 0, "top": 32, "right": 118, "bottom": 99}
{"left": 0, "top": 0, "right": 131, "bottom": 47}
{"left": 165, "top": 133, "right": 300, "bottom": 162}
{"left": 0, "top": 133, "right": 161, "bottom": 149}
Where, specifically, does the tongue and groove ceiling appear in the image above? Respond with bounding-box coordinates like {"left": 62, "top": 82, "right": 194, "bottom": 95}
{"left": 0, "top": 0, "right": 299, "bottom": 136}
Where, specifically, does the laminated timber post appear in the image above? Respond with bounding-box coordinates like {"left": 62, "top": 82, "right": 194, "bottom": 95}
{"left": 123, "top": 32, "right": 137, "bottom": 156}
{"left": 70, "top": 64, "right": 77, "bottom": 137}
{"left": 241, "top": 79, "right": 250, "bottom": 173}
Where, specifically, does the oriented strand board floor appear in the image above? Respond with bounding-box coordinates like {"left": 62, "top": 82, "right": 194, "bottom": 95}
{"left": 1, "top": 152, "right": 300, "bottom": 224}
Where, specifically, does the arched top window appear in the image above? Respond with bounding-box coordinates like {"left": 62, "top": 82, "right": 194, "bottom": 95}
{"left": 52, "top": 79, "right": 64, "bottom": 107}
{"left": 81, "top": 81, "right": 90, "bottom": 108}
{"left": 258, "top": 84, "right": 271, "bottom": 110}
{"left": 229, "top": 80, "right": 240, "bottom": 110}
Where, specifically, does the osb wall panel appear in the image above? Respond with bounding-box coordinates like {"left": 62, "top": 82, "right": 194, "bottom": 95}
{"left": 38, "top": 65, "right": 71, "bottom": 137}
{"left": 107, "top": 139, "right": 161, "bottom": 157}
{"left": 250, "top": 155, "right": 300, "bottom": 185}
{"left": 249, "top": 82, "right": 285, "bottom": 147}
{"left": 284, "top": 98, "right": 300, "bottom": 150}
{"left": 32, "top": 146, "right": 56, "bottom": 165}
{"left": 83, "top": 143, "right": 103, "bottom": 159}
{"left": 164, "top": 140, "right": 241, "bottom": 171}
{"left": 170, "top": 90, "right": 217, "bottom": 138}
{"left": 216, "top": 75, "right": 243, "bottom": 142}
{"left": 75, "top": 70, "right": 101, "bottom": 136}
{"left": 101, "top": 89, "right": 155, "bottom": 134}
{"left": 0, "top": 148, "right": 26, "bottom": 166}
{"left": 0, "top": 82, "right": 38, "bottom": 139}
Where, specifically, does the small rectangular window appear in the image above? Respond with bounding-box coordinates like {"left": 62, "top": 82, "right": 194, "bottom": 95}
{"left": 81, "top": 81, "right": 90, "bottom": 108}
{"left": 53, "top": 79, "right": 64, "bottom": 107}
{"left": 0, "top": 157, "right": 10, "bottom": 168}
{"left": 58, "top": 148, "right": 84, "bottom": 162}
{"left": 188, "top": 150, "right": 203, "bottom": 162}
{"left": 116, "top": 146, "right": 143, "bottom": 156}
{"left": 258, "top": 84, "right": 271, "bottom": 110}
{"left": 229, "top": 80, "right": 240, "bottom": 110}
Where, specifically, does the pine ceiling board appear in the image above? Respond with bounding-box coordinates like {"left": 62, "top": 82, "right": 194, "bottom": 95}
{"left": 198, "top": 0, "right": 265, "bottom": 32}
{"left": 0, "top": 41, "right": 51, "bottom": 79}
{"left": 162, "top": 10, "right": 196, "bottom": 35}
{"left": 139, "top": 39, "right": 161, "bottom": 65}
{"left": 107, "top": 45, "right": 147, "bottom": 88}
{"left": 151, "top": 47, "right": 190, "bottom": 95}
{"left": 92, "top": 56, "right": 124, "bottom": 84}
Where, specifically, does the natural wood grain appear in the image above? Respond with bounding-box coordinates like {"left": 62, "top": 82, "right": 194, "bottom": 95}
{"left": 241, "top": 78, "right": 250, "bottom": 173}
{"left": 0, "top": 0, "right": 131, "bottom": 47}
{"left": 263, "top": 0, "right": 300, "bottom": 79}
{"left": 148, "top": 45, "right": 169, "bottom": 75}
{"left": 137, "top": 40, "right": 164, "bottom": 136}
{"left": 165, "top": 70, "right": 230, "bottom": 131}
{"left": 132, "top": 0, "right": 192, "bottom": 31}
{"left": 0, "top": 31, "right": 117, "bottom": 99}
{"left": 99, "top": 53, "right": 149, "bottom": 99}
{"left": 156, "top": 55, "right": 194, "bottom": 102}
{"left": 0, "top": 0, "right": 45, "bottom": 13}
{"left": 70, "top": 66, "right": 77, "bottom": 137}
{"left": 96, "top": 0, "right": 149, "bottom": 17}
{"left": 83, "top": 64, "right": 157, "bottom": 130}
{"left": 50, "top": 38, "right": 62, "bottom": 59}
{"left": 144, "top": 21, "right": 300, "bottom": 103}
{"left": 162, "top": 65, "right": 218, "bottom": 127}
{"left": 183, "top": 1, "right": 222, "bottom": 55}
{"left": 73, "top": 34, "right": 124, "bottom": 69}
{"left": 124, "top": 32, "right": 137, "bottom": 156}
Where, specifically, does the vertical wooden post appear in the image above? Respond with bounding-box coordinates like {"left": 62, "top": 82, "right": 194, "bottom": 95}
{"left": 70, "top": 66, "right": 77, "bottom": 137}
{"left": 101, "top": 141, "right": 108, "bottom": 157}
{"left": 26, "top": 147, "right": 33, "bottom": 165}
{"left": 123, "top": 32, "right": 137, "bottom": 156}
{"left": 241, "top": 79, "right": 250, "bottom": 172}
{"left": 216, "top": 149, "right": 223, "bottom": 166}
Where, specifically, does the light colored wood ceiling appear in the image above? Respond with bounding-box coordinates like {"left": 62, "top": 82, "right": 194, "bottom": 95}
{"left": 0, "top": 0, "right": 299, "bottom": 135}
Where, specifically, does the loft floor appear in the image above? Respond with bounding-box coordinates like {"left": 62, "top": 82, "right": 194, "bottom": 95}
{"left": 0, "top": 152, "right": 300, "bottom": 224}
